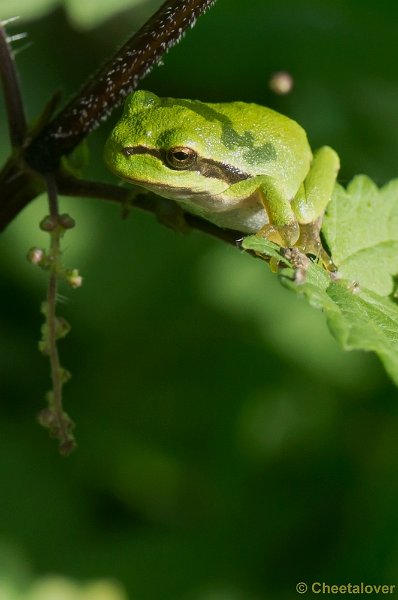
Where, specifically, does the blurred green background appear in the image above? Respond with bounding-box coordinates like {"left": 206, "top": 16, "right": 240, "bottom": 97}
{"left": 1, "top": 0, "right": 398, "bottom": 598}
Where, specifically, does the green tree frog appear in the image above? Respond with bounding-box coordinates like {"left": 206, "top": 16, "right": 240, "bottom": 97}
{"left": 105, "top": 90, "right": 340, "bottom": 264}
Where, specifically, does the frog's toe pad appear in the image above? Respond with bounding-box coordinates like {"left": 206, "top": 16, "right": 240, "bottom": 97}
{"left": 258, "top": 221, "right": 300, "bottom": 247}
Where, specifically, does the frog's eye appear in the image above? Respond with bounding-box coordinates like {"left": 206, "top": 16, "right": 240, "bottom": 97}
{"left": 165, "top": 147, "right": 197, "bottom": 170}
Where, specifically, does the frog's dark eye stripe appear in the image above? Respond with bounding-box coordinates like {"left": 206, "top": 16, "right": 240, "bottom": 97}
{"left": 123, "top": 145, "right": 160, "bottom": 159}
{"left": 122, "top": 145, "right": 249, "bottom": 185}
{"left": 199, "top": 159, "right": 249, "bottom": 184}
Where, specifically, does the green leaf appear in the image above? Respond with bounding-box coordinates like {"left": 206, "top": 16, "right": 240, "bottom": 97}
{"left": 323, "top": 175, "right": 398, "bottom": 296}
{"left": 282, "top": 264, "right": 398, "bottom": 386}
{"left": 242, "top": 175, "right": 398, "bottom": 386}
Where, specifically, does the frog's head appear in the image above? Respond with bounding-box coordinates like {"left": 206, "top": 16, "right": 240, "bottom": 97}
{"left": 104, "top": 90, "right": 249, "bottom": 201}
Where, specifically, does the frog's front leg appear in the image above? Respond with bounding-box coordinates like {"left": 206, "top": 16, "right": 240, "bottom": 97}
{"left": 256, "top": 179, "right": 300, "bottom": 247}
{"left": 291, "top": 145, "right": 340, "bottom": 263}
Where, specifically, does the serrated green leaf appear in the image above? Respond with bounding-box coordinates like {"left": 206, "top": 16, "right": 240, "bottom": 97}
{"left": 282, "top": 265, "right": 398, "bottom": 386}
{"left": 323, "top": 175, "right": 398, "bottom": 296}
{"left": 242, "top": 177, "right": 398, "bottom": 386}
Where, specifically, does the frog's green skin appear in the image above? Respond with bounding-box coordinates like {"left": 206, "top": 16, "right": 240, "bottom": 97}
{"left": 105, "top": 90, "right": 340, "bottom": 255}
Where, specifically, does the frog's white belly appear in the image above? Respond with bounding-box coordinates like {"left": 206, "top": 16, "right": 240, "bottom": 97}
{"left": 140, "top": 180, "right": 269, "bottom": 233}
{"left": 172, "top": 191, "right": 268, "bottom": 233}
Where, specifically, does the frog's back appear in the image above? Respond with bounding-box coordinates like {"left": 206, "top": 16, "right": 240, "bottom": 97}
{"left": 115, "top": 92, "right": 312, "bottom": 200}
{"left": 204, "top": 100, "right": 312, "bottom": 185}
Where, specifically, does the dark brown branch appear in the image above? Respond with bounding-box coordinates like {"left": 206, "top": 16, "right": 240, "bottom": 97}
{"left": 0, "top": 22, "right": 27, "bottom": 147}
{"left": 0, "top": 158, "right": 44, "bottom": 230}
{"left": 0, "top": 0, "right": 220, "bottom": 235}
{"left": 56, "top": 173, "right": 245, "bottom": 248}
{"left": 25, "top": 0, "right": 217, "bottom": 173}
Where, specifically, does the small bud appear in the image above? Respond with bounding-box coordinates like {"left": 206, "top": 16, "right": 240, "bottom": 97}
{"left": 59, "top": 438, "right": 77, "bottom": 456}
{"left": 27, "top": 247, "right": 45, "bottom": 265}
{"left": 40, "top": 301, "right": 49, "bottom": 316}
{"left": 269, "top": 71, "right": 294, "bottom": 95}
{"left": 40, "top": 215, "right": 58, "bottom": 231}
{"left": 59, "top": 213, "right": 76, "bottom": 229}
{"left": 55, "top": 316, "right": 71, "bottom": 340}
{"left": 37, "top": 407, "right": 57, "bottom": 428}
{"left": 38, "top": 339, "right": 50, "bottom": 355}
{"left": 66, "top": 268, "right": 83, "bottom": 289}
{"left": 59, "top": 367, "right": 72, "bottom": 383}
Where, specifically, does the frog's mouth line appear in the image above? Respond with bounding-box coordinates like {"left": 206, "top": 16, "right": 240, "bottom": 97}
{"left": 120, "top": 173, "right": 212, "bottom": 197}
{"left": 122, "top": 145, "right": 250, "bottom": 185}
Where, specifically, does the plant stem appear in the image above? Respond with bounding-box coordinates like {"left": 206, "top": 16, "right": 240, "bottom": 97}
{"left": 43, "top": 175, "right": 75, "bottom": 454}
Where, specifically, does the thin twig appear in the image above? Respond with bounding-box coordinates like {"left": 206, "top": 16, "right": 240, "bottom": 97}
{"left": 40, "top": 174, "right": 76, "bottom": 455}
{"left": 46, "top": 176, "right": 67, "bottom": 440}
{"left": 25, "top": 0, "right": 217, "bottom": 172}
{"left": 55, "top": 173, "right": 246, "bottom": 248}
{"left": 0, "top": 21, "right": 27, "bottom": 146}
